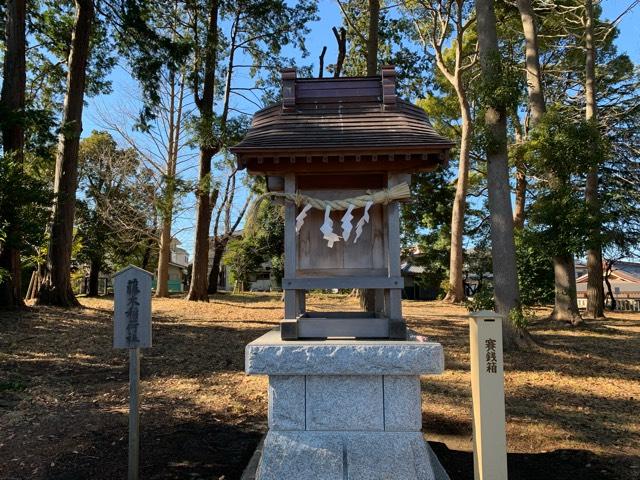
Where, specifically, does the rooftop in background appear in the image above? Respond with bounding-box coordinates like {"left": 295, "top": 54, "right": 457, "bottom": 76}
{"left": 231, "top": 66, "right": 454, "bottom": 175}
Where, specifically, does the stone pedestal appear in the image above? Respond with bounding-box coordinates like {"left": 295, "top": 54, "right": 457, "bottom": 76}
{"left": 245, "top": 329, "right": 450, "bottom": 480}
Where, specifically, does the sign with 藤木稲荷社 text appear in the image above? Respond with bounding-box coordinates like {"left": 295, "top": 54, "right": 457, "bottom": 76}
{"left": 113, "top": 265, "right": 152, "bottom": 349}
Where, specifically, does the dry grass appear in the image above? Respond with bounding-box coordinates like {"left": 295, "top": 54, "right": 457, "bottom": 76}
{"left": 1, "top": 293, "right": 639, "bottom": 479}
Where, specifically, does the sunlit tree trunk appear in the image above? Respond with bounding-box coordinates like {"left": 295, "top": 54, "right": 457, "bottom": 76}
{"left": 444, "top": 99, "right": 471, "bottom": 302}
{"left": 584, "top": 0, "right": 605, "bottom": 319}
{"left": 187, "top": 2, "right": 219, "bottom": 302}
{"left": 0, "top": 0, "right": 26, "bottom": 308}
{"left": 551, "top": 255, "right": 581, "bottom": 323}
{"left": 475, "top": 0, "right": 521, "bottom": 349}
{"left": 516, "top": 0, "right": 582, "bottom": 324}
{"left": 156, "top": 71, "right": 184, "bottom": 298}
{"left": 366, "top": 0, "right": 380, "bottom": 76}
{"left": 37, "top": 0, "right": 94, "bottom": 307}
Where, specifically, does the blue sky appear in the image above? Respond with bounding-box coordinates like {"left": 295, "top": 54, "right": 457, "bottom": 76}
{"left": 82, "top": 0, "right": 640, "bottom": 258}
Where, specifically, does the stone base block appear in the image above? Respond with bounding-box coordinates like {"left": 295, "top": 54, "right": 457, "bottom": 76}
{"left": 246, "top": 330, "right": 449, "bottom": 480}
{"left": 255, "top": 431, "right": 450, "bottom": 480}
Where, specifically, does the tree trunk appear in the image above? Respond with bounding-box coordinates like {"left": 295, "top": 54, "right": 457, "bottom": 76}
{"left": 550, "top": 255, "right": 582, "bottom": 325}
{"left": 444, "top": 97, "right": 472, "bottom": 303}
{"left": 366, "top": 0, "right": 380, "bottom": 76}
{"left": 188, "top": 151, "right": 216, "bottom": 301}
{"left": 516, "top": 0, "right": 545, "bottom": 124}
{"left": 155, "top": 70, "right": 183, "bottom": 298}
{"left": 513, "top": 166, "right": 527, "bottom": 229}
{"left": 512, "top": 120, "right": 527, "bottom": 229}
{"left": 187, "top": 1, "right": 219, "bottom": 302}
{"left": 584, "top": 0, "right": 605, "bottom": 319}
{"left": 604, "top": 264, "right": 615, "bottom": 311}
{"left": 156, "top": 214, "right": 172, "bottom": 297}
{"left": 516, "top": 0, "right": 583, "bottom": 325}
{"left": 0, "top": 0, "right": 26, "bottom": 308}
{"left": 332, "top": 27, "right": 346, "bottom": 77}
{"left": 512, "top": 0, "right": 542, "bottom": 231}
{"left": 36, "top": 0, "right": 93, "bottom": 307}
{"left": 87, "top": 256, "right": 101, "bottom": 296}
{"left": 207, "top": 239, "right": 226, "bottom": 294}
{"left": 141, "top": 236, "right": 155, "bottom": 271}
{"left": 475, "top": 0, "right": 521, "bottom": 349}
{"left": 359, "top": 289, "right": 376, "bottom": 312}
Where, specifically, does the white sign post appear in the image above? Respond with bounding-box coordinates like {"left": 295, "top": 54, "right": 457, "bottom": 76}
{"left": 113, "top": 265, "right": 153, "bottom": 480}
{"left": 469, "top": 311, "right": 508, "bottom": 480}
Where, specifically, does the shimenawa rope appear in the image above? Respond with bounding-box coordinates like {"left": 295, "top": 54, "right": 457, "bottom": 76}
{"left": 250, "top": 181, "right": 411, "bottom": 215}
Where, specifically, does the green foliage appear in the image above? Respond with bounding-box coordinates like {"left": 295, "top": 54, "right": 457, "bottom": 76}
{"left": 515, "top": 230, "right": 554, "bottom": 306}
{"left": 75, "top": 132, "right": 159, "bottom": 274}
{"left": 476, "top": 51, "right": 523, "bottom": 115}
{"left": 337, "top": 0, "right": 431, "bottom": 97}
{"left": 400, "top": 169, "right": 455, "bottom": 298}
{"left": 0, "top": 378, "right": 27, "bottom": 393}
{"left": 509, "top": 306, "right": 533, "bottom": 330}
{"left": 465, "top": 286, "right": 494, "bottom": 312}
{"left": 224, "top": 197, "right": 284, "bottom": 289}
{"left": 222, "top": 237, "right": 263, "bottom": 289}
{"left": 525, "top": 108, "right": 608, "bottom": 256}
{"left": 116, "top": 0, "right": 317, "bottom": 126}
{"left": 0, "top": 154, "right": 51, "bottom": 271}
{"left": 30, "top": 0, "right": 116, "bottom": 111}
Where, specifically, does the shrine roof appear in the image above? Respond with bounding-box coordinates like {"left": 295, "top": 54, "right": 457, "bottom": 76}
{"left": 230, "top": 67, "right": 454, "bottom": 174}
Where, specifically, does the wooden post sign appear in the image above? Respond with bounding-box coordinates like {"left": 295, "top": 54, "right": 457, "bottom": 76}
{"left": 469, "top": 311, "right": 508, "bottom": 480}
{"left": 113, "top": 265, "right": 153, "bottom": 480}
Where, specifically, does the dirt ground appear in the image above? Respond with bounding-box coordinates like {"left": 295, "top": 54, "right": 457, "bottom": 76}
{"left": 1, "top": 293, "right": 639, "bottom": 480}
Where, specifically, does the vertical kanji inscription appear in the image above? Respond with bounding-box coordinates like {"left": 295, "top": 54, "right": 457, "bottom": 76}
{"left": 126, "top": 278, "right": 141, "bottom": 347}
{"left": 485, "top": 338, "right": 497, "bottom": 373}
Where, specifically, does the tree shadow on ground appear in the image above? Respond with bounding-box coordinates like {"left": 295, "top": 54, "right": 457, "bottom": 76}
{"left": 45, "top": 411, "right": 262, "bottom": 480}
{"left": 431, "top": 441, "right": 639, "bottom": 480}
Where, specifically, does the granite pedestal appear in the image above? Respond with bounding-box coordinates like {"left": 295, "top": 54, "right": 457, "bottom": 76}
{"left": 245, "top": 329, "right": 450, "bottom": 480}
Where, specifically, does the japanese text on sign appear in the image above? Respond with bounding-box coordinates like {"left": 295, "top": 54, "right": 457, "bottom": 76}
{"left": 485, "top": 338, "right": 497, "bottom": 373}
{"left": 126, "top": 279, "right": 141, "bottom": 346}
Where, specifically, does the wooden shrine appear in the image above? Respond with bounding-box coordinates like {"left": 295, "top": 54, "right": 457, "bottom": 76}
{"left": 231, "top": 66, "right": 453, "bottom": 340}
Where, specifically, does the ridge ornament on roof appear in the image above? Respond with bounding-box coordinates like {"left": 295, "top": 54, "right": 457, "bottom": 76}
{"left": 230, "top": 65, "right": 454, "bottom": 175}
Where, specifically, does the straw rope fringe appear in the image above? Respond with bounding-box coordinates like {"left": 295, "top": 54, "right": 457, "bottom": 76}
{"left": 248, "top": 182, "right": 411, "bottom": 222}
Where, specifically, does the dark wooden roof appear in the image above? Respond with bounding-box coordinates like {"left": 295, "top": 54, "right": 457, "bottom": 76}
{"left": 231, "top": 66, "right": 454, "bottom": 175}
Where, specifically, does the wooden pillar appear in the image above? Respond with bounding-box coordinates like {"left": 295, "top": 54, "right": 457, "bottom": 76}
{"left": 387, "top": 172, "right": 407, "bottom": 338}
{"left": 282, "top": 173, "right": 299, "bottom": 339}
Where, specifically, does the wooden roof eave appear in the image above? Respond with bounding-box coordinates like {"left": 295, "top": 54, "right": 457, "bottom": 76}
{"left": 230, "top": 142, "right": 454, "bottom": 155}
{"left": 233, "top": 144, "right": 453, "bottom": 171}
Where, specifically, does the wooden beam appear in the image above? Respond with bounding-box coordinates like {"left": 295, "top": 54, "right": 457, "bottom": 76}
{"left": 282, "top": 276, "right": 403, "bottom": 290}
{"left": 297, "top": 316, "right": 390, "bottom": 339}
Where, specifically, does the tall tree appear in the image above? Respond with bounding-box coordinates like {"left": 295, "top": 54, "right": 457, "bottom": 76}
{"left": 0, "top": 0, "right": 27, "bottom": 307}
{"left": 156, "top": 70, "right": 186, "bottom": 298}
{"left": 583, "top": 0, "right": 605, "bottom": 318}
{"left": 76, "top": 132, "right": 145, "bottom": 295}
{"left": 186, "top": 0, "right": 220, "bottom": 301}
{"left": 515, "top": 0, "right": 583, "bottom": 324}
{"left": 474, "top": 0, "right": 522, "bottom": 348}
{"left": 407, "top": 0, "right": 477, "bottom": 303}
{"left": 36, "top": 0, "right": 94, "bottom": 306}
{"left": 116, "top": 0, "right": 316, "bottom": 301}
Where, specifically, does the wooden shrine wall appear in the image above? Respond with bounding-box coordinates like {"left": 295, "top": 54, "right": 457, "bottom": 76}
{"left": 296, "top": 189, "right": 387, "bottom": 277}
